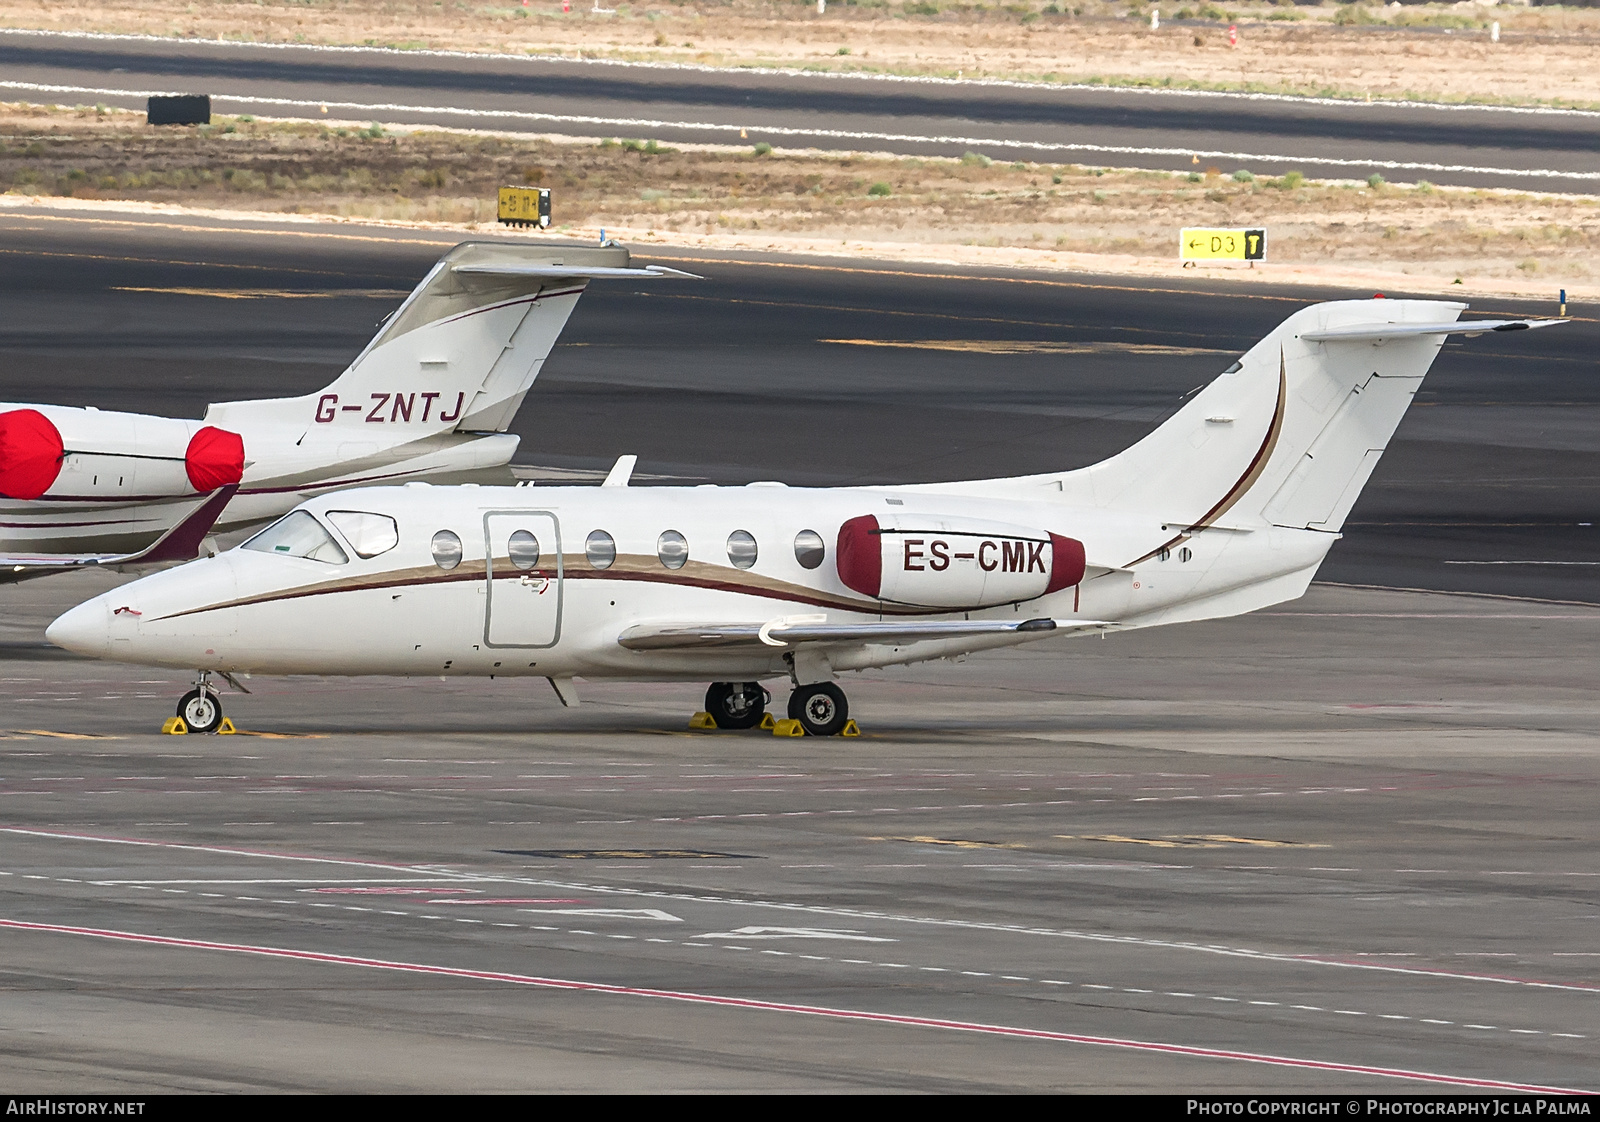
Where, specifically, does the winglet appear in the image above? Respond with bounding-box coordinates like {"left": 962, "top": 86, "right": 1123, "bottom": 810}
{"left": 601, "top": 455, "right": 638, "bottom": 488}
{"left": 122, "top": 484, "right": 239, "bottom": 565}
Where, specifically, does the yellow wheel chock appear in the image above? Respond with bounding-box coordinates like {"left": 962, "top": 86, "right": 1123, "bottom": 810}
{"left": 771, "top": 718, "right": 806, "bottom": 737}
{"left": 160, "top": 717, "right": 188, "bottom": 735}
{"left": 840, "top": 719, "right": 862, "bottom": 738}
{"left": 217, "top": 718, "right": 238, "bottom": 735}
{"left": 758, "top": 713, "right": 777, "bottom": 730}
{"left": 688, "top": 711, "right": 718, "bottom": 731}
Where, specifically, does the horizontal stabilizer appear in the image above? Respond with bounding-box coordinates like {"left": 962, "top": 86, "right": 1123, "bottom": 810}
{"left": 617, "top": 616, "right": 1112, "bottom": 651}
{"left": 452, "top": 263, "right": 701, "bottom": 281}
{"left": 0, "top": 484, "right": 236, "bottom": 583}
{"left": 1301, "top": 318, "right": 1567, "bottom": 343}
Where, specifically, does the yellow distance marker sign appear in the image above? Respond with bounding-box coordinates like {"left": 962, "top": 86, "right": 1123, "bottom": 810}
{"left": 1181, "top": 227, "right": 1266, "bottom": 262}
{"left": 498, "top": 186, "right": 551, "bottom": 228}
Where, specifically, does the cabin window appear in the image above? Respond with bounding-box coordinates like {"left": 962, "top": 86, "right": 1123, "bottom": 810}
{"left": 727, "top": 530, "right": 758, "bottom": 570}
{"left": 242, "top": 511, "right": 349, "bottom": 565}
{"left": 793, "top": 529, "right": 825, "bottom": 570}
{"left": 430, "top": 529, "right": 463, "bottom": 571}
{"left": 326, "top": 510, "right": 399, "bottom": 559}
{"left": 657, "top": 530, "right": 689, "bottom": 570}
{"left": 586, "top": 530, "right": 616, "bottom": 570}
{"left": 508, "top": 529, "right": 541, "bottom": 571}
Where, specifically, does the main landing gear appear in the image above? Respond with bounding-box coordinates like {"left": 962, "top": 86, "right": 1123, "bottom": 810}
{"left": 705, "top": 681, "right": 768, "bottom": 729}
{"left": 699, "top": 680, "right": 855, "bottom": 736}
{"left": 788, "top": 682, "right": 849, "bottom": 737}
{"left": 176, "top": 671, "right": 224, "bottom": 735}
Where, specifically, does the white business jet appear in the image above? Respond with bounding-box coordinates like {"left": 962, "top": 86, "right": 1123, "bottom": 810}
{"left": 0, "top": 241, "right": 691, "bottom": 581}
{"left": 47, "top": 297, "right": 1561, "bottom": 736}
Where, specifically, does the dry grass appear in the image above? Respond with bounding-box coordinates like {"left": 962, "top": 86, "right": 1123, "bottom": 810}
{"left": 3, "top": 104, "right": 1596, "bottom": 288}
{"left": 6, "top": 0, "right": 1600, "bottom": 109}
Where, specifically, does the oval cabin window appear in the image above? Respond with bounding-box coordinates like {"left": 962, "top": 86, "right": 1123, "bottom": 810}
{"left": 793, "top": 529, "right": 825, "bottom": 570}
{"left": 586, "top": 530, "right": 616, "bottom": 570}
{"left": 430, "top": 529, "right": 463, "bottom": 571}
{"left": 508, "top": 529, "right": 541, "bottom": 571}
{"left": 657, "top": 530, "right": 689, "bottom": 570}
{"left": 726, "top": 530, "right": 758, "bottom": 570}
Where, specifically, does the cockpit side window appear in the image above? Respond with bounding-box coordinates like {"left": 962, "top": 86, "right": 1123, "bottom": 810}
{"left": 326, "top": 510, "right": 400, "bottom": 559}
{"left": 242, "top": 510, "right": 349, "bottom": 565}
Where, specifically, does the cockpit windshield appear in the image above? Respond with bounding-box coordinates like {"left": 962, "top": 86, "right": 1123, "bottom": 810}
{"left": 242, "top": 511, "right": 349, "bottom": 565}
{"left": 326, "top": 510, "right": 399, "bottom": 559}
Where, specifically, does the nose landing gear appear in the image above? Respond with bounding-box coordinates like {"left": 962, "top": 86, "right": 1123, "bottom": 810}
{"left": 176, "top": 671, "right": 224, "bottom": 735}
{"left": 787, "top": 681, "right": 849, "bottom": 737}
{"left": 704, "top": 681, "right": 769, "bottom": 729}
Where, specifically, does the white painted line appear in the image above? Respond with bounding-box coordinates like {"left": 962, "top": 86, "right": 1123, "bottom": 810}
{"left": 0, "top": 79, "right": 1593, "bottom": 182}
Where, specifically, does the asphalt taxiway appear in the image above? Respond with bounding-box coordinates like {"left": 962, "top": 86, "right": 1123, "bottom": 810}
{"left": 0, "top": 575, "right": 1595, "bottom": 1091}
{"left": 2, "top": 30, "right": 1598, "bottom": 191}
{"left": 0, "top": 210, "right": 1595, "bottom": 1091}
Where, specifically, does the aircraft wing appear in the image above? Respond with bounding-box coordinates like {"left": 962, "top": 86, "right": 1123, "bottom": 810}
{"left": 0, "top": 484, "right": 237, "bottom": 585}
{"left": 616, "top": 616, "right": 1114, "bottom": 651}
{"left": 1301, "top": 318, "right": 1567, "bottom": 342}
{"left": 452, "top": 263, "right": 702, "bottom": 281}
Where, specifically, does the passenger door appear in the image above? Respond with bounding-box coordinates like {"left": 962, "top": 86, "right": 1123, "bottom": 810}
{"left": 483, "top": 511, "right": 562, "bottom": 649}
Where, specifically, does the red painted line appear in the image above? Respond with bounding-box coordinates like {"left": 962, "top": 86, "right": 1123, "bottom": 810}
{"left": 0, "top": 918, "right": 1588, "bottom": 1094}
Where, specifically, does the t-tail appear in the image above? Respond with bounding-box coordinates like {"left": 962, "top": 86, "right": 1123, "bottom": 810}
{"left": 926, "top": 298, "right": 1565, "bottom": 623}
{"left": 201, "top": 241, "right": 696, "bottom": 526}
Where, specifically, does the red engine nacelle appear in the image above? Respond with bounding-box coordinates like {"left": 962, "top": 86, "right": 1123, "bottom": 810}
{"left": 837, "top": 513, "right": 1085, "bottom": 609}
{"left": 0, "top": 407, "right": 244, "bottom": 501}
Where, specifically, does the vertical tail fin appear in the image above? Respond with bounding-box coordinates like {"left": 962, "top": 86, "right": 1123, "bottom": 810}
{"left": 1045, "top": 300, "right": 1562, "bottom": 541}
{"left": 203, "top": 242, "right": 695, "bottom": 439}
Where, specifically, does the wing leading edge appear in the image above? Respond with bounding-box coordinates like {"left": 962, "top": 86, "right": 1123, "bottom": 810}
{"left": 617, "top": 616, "right": 1114, "bottom": 651}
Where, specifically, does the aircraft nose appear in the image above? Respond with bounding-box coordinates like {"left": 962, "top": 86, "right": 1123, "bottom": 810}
{"left": 46, "top": 597, "right": 112, "bottom": 658}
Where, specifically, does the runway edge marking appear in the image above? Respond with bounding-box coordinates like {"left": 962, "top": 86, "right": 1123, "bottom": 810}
{"left": 0, "top": 918, "right": 1588, "bottom": 1094}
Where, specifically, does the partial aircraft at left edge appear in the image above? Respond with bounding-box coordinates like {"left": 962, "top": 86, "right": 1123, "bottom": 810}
{"left": 0, "top": 240, "right": 693, "bottom": 581}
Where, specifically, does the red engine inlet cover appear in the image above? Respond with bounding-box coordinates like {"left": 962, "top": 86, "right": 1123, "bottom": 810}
{"left": 0, "top": 409, "right": 65, "bottom": 500}
{"left": 836, "top": 514, "right": 883, "bottom": 598}
{"left": 185, "top": 426, "right": 246, "bottom": 492}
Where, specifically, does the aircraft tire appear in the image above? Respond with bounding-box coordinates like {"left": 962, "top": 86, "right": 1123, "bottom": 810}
{"left": 791, "top": 682, "right": 848, "bottom": 737}
{"left": 705, "top": 681, "right": 766, "bottom": 730}
{"left": 177, "top": 688, "right": 223, "bottom": 735}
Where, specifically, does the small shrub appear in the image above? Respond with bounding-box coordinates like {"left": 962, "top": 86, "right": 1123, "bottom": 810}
{"left": 1010, "top": 160, "right": 1028, "bottom": 171}
{"left": 836, "top": 46, "right": 851, "bottom": 55}
{"left": 1415, "top": 179, "right": 1434, "bottom": 194}
{"left": 238, "top": 114, "right": 255, "bottom": 123}
{"left": 364, "top": 122, "right": 385, "bottom": 139}
{"left": 867, "top": 181, "right": 891, "bottom": 196}
{"left": 1518, "top": 258, "right": 1539, "bottom": 272}
{"left": 753, "top": 141, "right": 773, "bottom": 156}
{"left": 1280, "top": 170, "right": 1304, "bottom": 189}
{"left": 1052, "top": 174, "right": 1063, "bottom": 184}
{"left": 1232, "top": 169, "right": 1253, "bottom": 183}
{"left": 1367, "top": 173, "right": 1385, "bottom": 189}
{"left": 960, "top": 151, "right": 993, "bottom": 167}
{"left": 1187, "top": 172, "right": 1202, "bottom": 182}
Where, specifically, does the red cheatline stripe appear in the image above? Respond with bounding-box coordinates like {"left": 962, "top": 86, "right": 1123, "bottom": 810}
{"left": 0, "top": 918, "right": 1586, "bottom": 1094}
